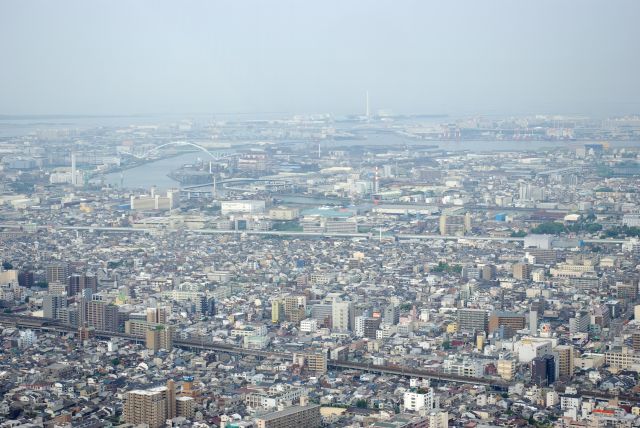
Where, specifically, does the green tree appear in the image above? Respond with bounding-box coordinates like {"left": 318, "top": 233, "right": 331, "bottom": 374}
{"left": 531, "top": 222, "right": 565, "bottom": 235}
{"left": 584, "top": 223, "right": 602, "bottom": 233}
{"left": 355, "top": 399, "right": 368, "bottom": 408}
{"left": 431, "top": 262, "right": 462, "bottom": 274}
{"left": 1, "top": 261, "right": 13, "bottom": 270}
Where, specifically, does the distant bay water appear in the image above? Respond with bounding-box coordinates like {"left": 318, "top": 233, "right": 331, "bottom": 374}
{"left": 104, "top": 133, "right": 640, "bottom": 190}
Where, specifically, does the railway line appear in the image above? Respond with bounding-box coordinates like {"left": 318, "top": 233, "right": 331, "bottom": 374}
{"left": 1, "top": 314, "right": 639, "bottom": 404}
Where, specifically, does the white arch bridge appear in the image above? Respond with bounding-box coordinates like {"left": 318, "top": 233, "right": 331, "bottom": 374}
{"left": 131, "top": 141, "right": 235, "bottom": 160}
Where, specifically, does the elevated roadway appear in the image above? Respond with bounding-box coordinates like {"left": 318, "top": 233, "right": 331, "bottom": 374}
{"left": 1, "top": 314, "right": 638, "bottom": 404}
{"left": 0, "top": 314, "right": 507, "bottom": 386}
{"left": 0, "top": 223, "right": 629, "bottom": 244}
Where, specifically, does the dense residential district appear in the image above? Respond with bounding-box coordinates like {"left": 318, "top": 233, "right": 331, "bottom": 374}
{"left": 2, "top": 114, "right": 640, "bottom": 428}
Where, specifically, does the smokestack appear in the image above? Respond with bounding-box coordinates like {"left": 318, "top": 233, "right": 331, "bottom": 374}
{"left": 366, "top": 91, "right": 370, "bottom": 119}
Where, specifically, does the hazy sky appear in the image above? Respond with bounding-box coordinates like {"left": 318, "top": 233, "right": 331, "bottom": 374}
{"left": 1, "top": 1, "right": 639, "bottom": 117}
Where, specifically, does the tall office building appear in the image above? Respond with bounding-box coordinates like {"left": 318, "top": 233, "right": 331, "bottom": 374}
{"left": 124, "top": 388, "right": 167, "bottom": 428}
{"left": 271, "top": 299, "right": 284, "bottom": 323}
{"left": 294, "top": 352, "right": 328, "bottom": 375}
{"left": 489, "top": 311, "right": 526, "bottom": 339}
{"left": 568, "top": 311, "right": 590, "bottom": 334}
{"left": 513, "top": 263, "right": 533, "bottom": 280}
{"left": 439, "top": 213, "right": 471, "bottom": 236}
{"left": 146, "top": 325, "right": 174, "bottom": 352}
{"left": 554, "top": 345, "right": 574, "bottom": 379}
{"left": 146, "top": 306, "right": 168, "bottom": 324}
{"left": 84, "top": 299, "right": 119, "bottom": 332}
{"left": 46, "top": 263, "right": 69, "bottom": 284}
{"left": 481, "top": 264, "right": 496, "bottom": 281}
{"left": 497, "top": 356, "right": 516, "bottom": 381}
{"left": 531, "top": 354, "right": 556, "bottom": 386}
{"left": 176, "top": 396, "right": 194, "bottom": 419}
{"left": 457, "top": 308, "right": 488, "bottom": 333}
{"left": 383, "top": 303, "right": 400, "bottom": 325}
{"left": 130, "top": 189, "right": 180, "bottom": 211}
{"left": 615, "top": 280, "right": 639, "bottom": 301}
{"left": 284, "top": 296, "right": 306, "bottom": 323}
{"left": 526, "top": 249, "right": 558, "bottom": 265}
{"left": 633, "top": 331, "right": 640, "bottom": 353}
{"left": 47, "top": 282, "right": 67, "bottom": 295}
{"left": 68, "top": 273, "right": 97, "bottom": 297}
{"left": 167, "top": 379, "right": 176, "bottom": 420}
{"left": 460, "top": 282, "right": 477, "bottom": 301}
{"left": 204, "top": 297, "right": 216, "bottom": 316}
{"left": 18, "top": 271, "right": 34, "bottom": 288}
{"left": 43, "top": 294, "right": 67, "bottom": 319}
{"left": 332, "top": 300, "right": 351, "bottom": 331}
{"left": 355, "top": 316, "right": 381, "bottom": 339}
{"left": 310, "top": 303, "right": 333, "bottom": 328}
{"left": 529, "top": 310, "right": 538, "bottom": 335}
{"left": 57, "top": 305, "right": 79, "bottom": 327}
{"left": 124, "top": 381, "right": 178, "bottom": 428}
{"left": 519, "top": 183, "right": 545, "bottom": 202}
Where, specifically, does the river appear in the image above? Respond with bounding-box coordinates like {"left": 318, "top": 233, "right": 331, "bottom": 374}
{"left": 103, "top": 132, "right": 640, "bottom": 190}
{"left": 103, "top": 152, "right": 207, "bottom": 191}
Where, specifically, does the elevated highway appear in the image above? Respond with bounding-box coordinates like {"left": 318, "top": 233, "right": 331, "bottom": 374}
{"left": 0, "top": 314, "right": 508, "bottom": 387}
{"left": 2, "top": 314, "right": 640, "bottom": 405}
{"left": 0, "top": 223, "right": 630, "bottom": 244}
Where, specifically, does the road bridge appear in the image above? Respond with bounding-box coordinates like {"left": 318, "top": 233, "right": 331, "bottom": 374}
{"left": 130, "top": 141, "right": 233, "bottom": 161}
{"left": 181, "top": 178, "right": 295, "bottom": 196}
{"left": 183, "top": 178, "right": 292, "bottom": 191}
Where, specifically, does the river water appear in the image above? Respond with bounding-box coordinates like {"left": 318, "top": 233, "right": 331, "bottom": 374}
{"left": 104, "top": 132, "right": 640, "bottom": 190}
{"left": 103, "top": 152, "right": 208, "bottom": 191}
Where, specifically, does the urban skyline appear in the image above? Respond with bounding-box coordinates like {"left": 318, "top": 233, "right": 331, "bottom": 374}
{"left": 1, "top": 2, "right": 640, "bottom": 428}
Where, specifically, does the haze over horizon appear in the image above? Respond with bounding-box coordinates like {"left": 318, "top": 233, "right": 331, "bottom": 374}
{"left": 1, "top": 0, "right": 639, "bottom": 118}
